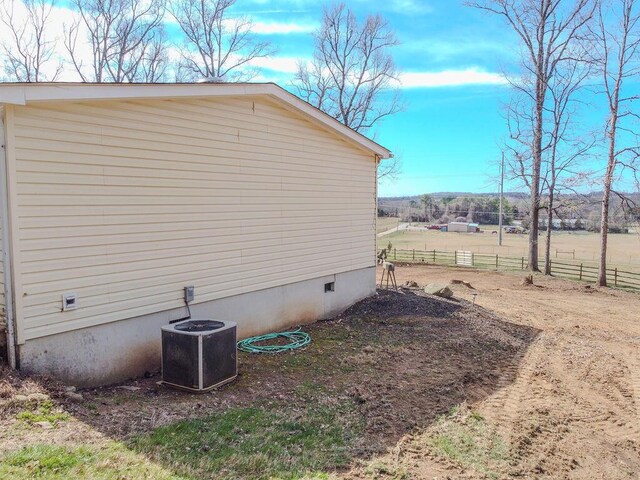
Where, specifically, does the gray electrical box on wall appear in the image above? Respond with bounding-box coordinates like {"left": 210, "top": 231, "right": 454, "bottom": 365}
{"left": 184, "top": 286, "right": 194, "bottom": 303}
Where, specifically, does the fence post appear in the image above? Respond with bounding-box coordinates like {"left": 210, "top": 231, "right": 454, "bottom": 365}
{"left": 394, "top": 248, "right": 396, "bottom": 260}
{"left": 496, "top": 254, "right": 499, "bottom": 269}
{"left": 615, "top": 268, "right": 618, "bottom": 286}
{"left": 455, "top": 251, "right": 458, "bottom": 264}
{"left": 412, "top": 249, "right": 415, "bottom": 261}
{"left": 521, "top": 257, "right": 525, "bottom": 270}
{"left": 433, "top": 249, "right": 436, "bottom": 262}
{"left": 579, "top": 264, "right": 583, "bottom": 280}
{"left": 471, "top": 252, "right": 475, "bottom": 267}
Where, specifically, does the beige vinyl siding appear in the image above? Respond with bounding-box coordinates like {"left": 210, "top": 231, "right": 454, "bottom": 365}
{"left": 12, "top": 96, "right": 376, "bottom": 340}
{"left": 0, "top": 214, "right": 4, "bottom": 331}
{"left": 0, "top": 107, "right": 5, "bottom": 332}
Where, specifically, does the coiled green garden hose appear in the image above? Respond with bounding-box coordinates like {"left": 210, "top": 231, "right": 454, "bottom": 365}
{"left": 237, "top": 329, "right": 311, "bottom": 353}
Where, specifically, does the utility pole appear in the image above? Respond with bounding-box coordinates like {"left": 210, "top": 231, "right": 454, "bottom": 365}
{"left": 498, "top": 151, "right": 504, "bottom": 247}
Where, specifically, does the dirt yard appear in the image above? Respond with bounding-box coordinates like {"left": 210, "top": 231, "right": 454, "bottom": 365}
{"left": 0, "top": 264, "right": 639, "bottom": 479}
{"left": 365, "top": 264, "right": 640, "bottom": 479}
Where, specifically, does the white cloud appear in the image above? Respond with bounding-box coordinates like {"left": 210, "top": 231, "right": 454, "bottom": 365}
{"left": 400, "top": 38, "right": 513, "bottom": 63}
{"left": 249, "top": 56, "right": 306, "bottom": 74}
{"left": 387, "top": 0, "right": 433, "bottom": 15}
{"left": 397, "top": 68, "right": 508, "bottom": 88}
{"left": 165, "top": 14, "right": 316, "bottom": 35}
{"left": 251, "top": 20, "right": 317, "bottom": 35}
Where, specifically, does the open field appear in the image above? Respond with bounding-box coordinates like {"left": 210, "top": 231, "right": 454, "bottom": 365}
{"left": 376, "top": 216, "right": 400, "bottom": 234}
{"left": 1, "top": 265, "right": 639, "bottom": 478}
{"left": 379, "top": 220, "right": 640, "bottom": 269}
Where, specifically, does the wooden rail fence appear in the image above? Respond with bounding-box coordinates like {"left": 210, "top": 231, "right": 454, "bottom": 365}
{"left": 386, "top": 249, "right": 640, "bottom": 292}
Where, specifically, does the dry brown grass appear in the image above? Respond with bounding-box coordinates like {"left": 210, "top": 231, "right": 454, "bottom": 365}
{"left": 376, "top": 217, "right": 400, "bottom": 234}
{"left": 379, "top": 222, "right": 640, "bottom": 269}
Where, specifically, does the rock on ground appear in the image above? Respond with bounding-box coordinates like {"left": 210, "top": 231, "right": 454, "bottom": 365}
{"left": 424, "top": 283, "right": 454, "bottom": 298}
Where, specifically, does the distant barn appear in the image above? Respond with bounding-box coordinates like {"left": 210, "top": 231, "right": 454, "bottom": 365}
{"left": 448, "top": 222, "right": 480, "bottom": 233}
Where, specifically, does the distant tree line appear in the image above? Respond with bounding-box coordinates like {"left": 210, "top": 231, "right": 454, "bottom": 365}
{"left": 380, "top": 190, "right": 640, "bottom": 233}
{"left": 379, "top": 194, "right": 517, "bottom": 225}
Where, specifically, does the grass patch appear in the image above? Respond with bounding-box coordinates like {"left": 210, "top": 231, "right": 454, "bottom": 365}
{"left": 1, "top": 445, "right": 91, "bottom": 478}
{"left": 427, "top": 405, "right": 509, "bottom": 479}
{"left": 0, "top": 443, "right": 184, "bottom": 479}
{"left": 365, "top": 460, "right": 409, "bottom": 479}
{"left": 16, "top": 400, "right": 69, "bottom": 426}
{"left": 131, "top": 401, "right": 362, "bottom": 480}
{"left": 294, "top": 381, "right": 330, "bottom": 399}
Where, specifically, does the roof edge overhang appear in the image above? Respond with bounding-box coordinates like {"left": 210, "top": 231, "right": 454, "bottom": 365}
{"left": 0, "top": 82, "right": 392, "bottom": 159}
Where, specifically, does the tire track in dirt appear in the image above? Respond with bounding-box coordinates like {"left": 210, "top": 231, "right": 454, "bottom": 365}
{"left": 481, "top": 333, "right": 546, "bottom": 440}
{"left": 567, "top": 335, "right": 640, "bottom": 445}
{"left": 481, "top": 289, "right": 640, "bottom": 442}
{"left": 627, "top": 355, "right": 640, "bottom": 441}
{"left": 599, "top": 345, "right": 640, "bottom": 444}
{"left": 480, "top": 329, "right": 638, "bottom": 477}
{"left": 381, "top": 265, "right": 640, "bottom": 478}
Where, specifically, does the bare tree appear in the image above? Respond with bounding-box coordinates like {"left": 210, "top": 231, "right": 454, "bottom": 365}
{"left": 421, "top": 194, "right": 434, "bottom": 221}
{"left": 64, "top": 0, "right": 167, "bottom": 83}
{"left": 169, "top": 0, "right": 272, "bottom": 81}
{"left": 136, "top": 30, "right": 170, "bottom": 83}
{"left": 0, "top": 0, "right": 61, "bottom": 81}
{"left": 590, "top": 0, "right": 640, "bottom": 286}
{"left": 292, "top": 3, "right": 401, "bottom": 134}
{"left": 469, "top": 0, "right": 596, "bottom": 272}
{"left": 377, "top": 155, "right": 401, "bottom": 182}
{"left": 541, "top": 58, "right": 595, "bottom": 274}
{"left": 505, "top": 64, "right": 595, "bottom": 276}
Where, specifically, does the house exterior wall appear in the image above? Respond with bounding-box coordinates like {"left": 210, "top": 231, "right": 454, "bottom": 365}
{"left": 0, "top": 107, "right": 6, "bottom": 351}
{"left": 19, "top": 266, "right": 375, "bottom": 387}
{"left": 9, "top": 95, "right": 377, "bottom": 367}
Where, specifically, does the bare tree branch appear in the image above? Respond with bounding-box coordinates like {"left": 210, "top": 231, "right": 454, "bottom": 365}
{"left": 64, "top": 0, "right": 167, "bottom": 83}
{"left": 169, "top": 0, "right": 273, "bottom": 82}
{"left": 291, "top": 3, "right": 401, "bottom": 135}
{"left": 377, "top": 154, "right": 401, "bottom": 182}
{"left": 0, "top": 0, "right": 62, "bottom": 81}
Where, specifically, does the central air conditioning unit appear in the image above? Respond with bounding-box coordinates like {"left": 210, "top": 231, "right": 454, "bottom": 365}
{"left": 161, "top": 319, "right": 237, "bottom": 392}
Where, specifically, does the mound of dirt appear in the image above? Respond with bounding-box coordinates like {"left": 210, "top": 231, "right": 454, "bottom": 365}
{"left": 341, "top": 288, "right": 463, "bottom": 319}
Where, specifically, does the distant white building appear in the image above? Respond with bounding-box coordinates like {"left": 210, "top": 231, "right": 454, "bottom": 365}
{"left": 550, "top": 218, "right": 579, "bottom": 228}
{"left": 448, "top": 222, "right": 479, "bottom": 233}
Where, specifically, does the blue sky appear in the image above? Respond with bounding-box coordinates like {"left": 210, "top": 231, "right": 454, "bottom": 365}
{"left": 229, "top": 0, "right": 520, "bottom": 196}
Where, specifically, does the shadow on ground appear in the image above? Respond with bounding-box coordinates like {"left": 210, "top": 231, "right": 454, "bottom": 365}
{"left": 0, "top": 288, "right": 541, "bottom": 479}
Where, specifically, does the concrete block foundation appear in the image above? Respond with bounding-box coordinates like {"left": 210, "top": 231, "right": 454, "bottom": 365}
{"left": 17, "top": 267, "right": 375, "bottom": 387}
